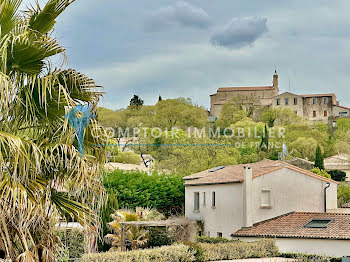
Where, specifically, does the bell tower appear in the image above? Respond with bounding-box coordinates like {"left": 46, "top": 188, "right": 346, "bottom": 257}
{"left": 273, "top": 69, "right": 279, "bottom": 96}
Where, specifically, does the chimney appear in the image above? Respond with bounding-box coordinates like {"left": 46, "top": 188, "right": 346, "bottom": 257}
{"left": 243, "top": 166, "right": 253, "bottom": 228}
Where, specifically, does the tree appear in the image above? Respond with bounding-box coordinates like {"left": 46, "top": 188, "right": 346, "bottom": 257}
{"left": 327, "top": 170, "right": 347, "bottom": 182}
{"left": 130, "top": 95, "right": 144, "bottom": 108}
{"left": 311, "top": 168, "right": 331, "bottom": 179}
{"left": 260, "top": 124, "right": 269, "bottom": 151}
{"left": 0, "top": 1, "right": 108, "bottom": 260}
{"left": 158, "top": 95, "right": 163, "bottom": 102}
{"left": 289, "top": 137, "right": 318, "bottom": 160}
{"left": 314, "top": 144, "right": 324, "bottom": 170}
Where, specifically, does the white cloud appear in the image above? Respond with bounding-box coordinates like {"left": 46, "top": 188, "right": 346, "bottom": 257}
{"left": 211, "top": 17, "right": 268, "bottom": 48}
{"left": 144, "top": 1, "right": 211, "bottom": 32}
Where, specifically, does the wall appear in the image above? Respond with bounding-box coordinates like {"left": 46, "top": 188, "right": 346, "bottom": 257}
{"left": 252, "top": 168, "right": 338, "bottom": 224}
{"left": 233, "top": 237, "right": 350, "bottom": 258}
{"left": 185, "top": 183, "right": 243, "bottom": 238}
{"left": 272, "top": 92, "right": 304, "bottom": 117}
{"left": 333, "top": 105, "right": 350, "bottom": 118}
{"left": 302, "top": 96, "right": 333, "bottom": 124}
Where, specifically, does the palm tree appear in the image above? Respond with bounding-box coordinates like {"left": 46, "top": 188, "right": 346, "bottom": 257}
{"left": 0, "top": 0, "right": 108, "bottom": 260}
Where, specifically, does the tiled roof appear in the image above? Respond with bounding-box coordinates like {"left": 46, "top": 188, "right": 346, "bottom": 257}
{"left": 342, "top": 202, "right": 350, "bottom": 208}
{"left": 335, "top": 105, "right": 350, "bottom": 110}
{"left": 232, "top": 212, "right": 350, "bottom": 240}
{"left": 217, "top": 86, "right": 273, "bottom": 92}
{"left": 183, "top": 160, "right": 337, "bottom": 186}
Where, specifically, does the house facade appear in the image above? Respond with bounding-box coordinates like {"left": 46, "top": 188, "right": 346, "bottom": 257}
{"left": 271, "top": 92, "right": 350, "bottom": 124}
{"left": 184, "top": 160, "right": 338, "bottom": 238}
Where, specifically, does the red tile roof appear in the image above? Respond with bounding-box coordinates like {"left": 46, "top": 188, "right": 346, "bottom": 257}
{"left": 217, "top": 86, "right": 273, "bottom": 92}
{"left": 232, "top": 212, "right": 350, "bottom": 240}
{"left": 183, "top": 160, "right": 338, "bottom": 186}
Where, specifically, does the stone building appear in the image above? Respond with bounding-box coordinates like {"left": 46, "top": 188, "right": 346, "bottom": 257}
{"left": 272, "top": 92, "right": 350, "bottom": 124}
{"left": 210, "top": 71, "right": 279, "bottom": 118}
{"left": 209, "top": 70, "right": 350, "bottom": 123}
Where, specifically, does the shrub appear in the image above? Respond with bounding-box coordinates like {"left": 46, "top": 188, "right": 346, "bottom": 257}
{"left": 56, "top": 229, "right": 86, "bottom": 260}
{"left": 311, "top": 168, "right": 331, "bottom": 179}
{"left": 327, "top": 170, "right": 346, "bottom": 182}
{"left": 113, "top": 151, "right": 141, "bottom": 165}
{"left": 197, "top": 236, "right": 231, "bottom": 244}
{"left": 338, "top": 182, "right": 350, "bottom": 207}
{"left": 148, "top": 227, "right": 175, "bottom": 247}
{"left": 281, "top": 253, "right": 340, "bottom": 262}
{"left": 198, "top": 239, "right": 279, "bottom": 261}
{"left": 104, "top": 170, "right": 184, "bottom": 216}
{"left": 81, "top": 244, "right": 195, "bottom": 262}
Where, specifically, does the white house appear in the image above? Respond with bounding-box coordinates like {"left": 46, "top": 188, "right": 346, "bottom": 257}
{"left": 183, "top": 160, "right": 350, "bottom": 257}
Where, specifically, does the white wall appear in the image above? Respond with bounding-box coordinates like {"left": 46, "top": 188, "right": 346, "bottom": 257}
{"left": 252, "top": 168, "right": 338, "bottom": 223}
{"left": 185, "top": 183, "right": 243, "bottom": 238}
{"left": 185, "top": 168, "right": 338, "bottom": 238}
{"left": 234, "top": 237, "right": 350, "bottom": 258}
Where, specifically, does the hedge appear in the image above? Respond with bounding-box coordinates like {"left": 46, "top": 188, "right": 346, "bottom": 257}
{"left": 197, "top": 240, "right": 279, "bottom": 261}
{"left": 104, "top": 170, "right": 184, "bottom": 216}
{"left": 81, "top": 240, "right": 278, "bottom": 262}
{"left": 81, "top": 244, "right": 195, "bottom": 262}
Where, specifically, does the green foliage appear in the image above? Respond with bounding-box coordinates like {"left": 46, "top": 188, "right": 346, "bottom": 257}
{"left": 315, "top": 144, "right": 325, "bottom": 169}
{"left": 148, "top": 227, "right": 175, "bottom": 247}
{"left": 327, "top": 170, "right": 346, "bottom": 182}
{"left": 81, "top": 240, "right": 279, "bottom": 262}
{"left": 198, "top": 239, "right": 279, "bottom": 261}
{"left": 338, "top": 183, "right": 350, "bottom": 207}
{"left": 289, "top": 137, "right": 318, "bottom": 161}
{"left": 130, "top": 95, "right": 144, "bottom": 108}
{"left": 311, "top": 168, "right": 331, "bottom": 179}
{"left": 81, "top": 244, "right": 196, "bottom": 262}
{"left": 113, "top": 151, "right": 141, "bottom": 165}
{"left": 197, "top": 236, "right": 232, "bottom": 244}
{"left": 104, "top": 170, "right": 184, "bottom": 216}
{"left": 56, "top": 229, "right": 86, "bottom": 260}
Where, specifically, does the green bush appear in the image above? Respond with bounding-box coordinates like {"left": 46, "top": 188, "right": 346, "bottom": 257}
{"left": 113, "top": 151, "right": 141, "bottom": 165}
{"left": 56, "top": 229, "right": 86, "bottom": 260}
{"left": 198, "top": 239, "right": 279, "bottom": 261}
{"left": 148, "top": 227, "right": 175, "bottom": 247}
{"left": 327, "top": 169, "right": 347, "bottom": 182}
{"left": 104, "top": 170, "right": 184, "bottom": 216}
{"left": 311, "top": 168, "right": 331, "bottom": 179}
{"left": 281, "top": 253, "right": 340, "bottom": 262}
{"left": 196, "top": 236, "right": 232, "bottom": 244}
{"left": 82, "top": 240, "right": 278, "bottom": 262}
{"left": 338, "top": 182, "right": 350, "bottom": 207}
{"left": 81, "top": 244, "right": 195, "bottom": 262}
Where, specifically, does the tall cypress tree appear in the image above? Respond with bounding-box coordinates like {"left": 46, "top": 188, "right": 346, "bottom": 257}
{"left": 314, "top": 145, "right": 324, "bottom": 170}
{"left": 260, "top": 124, "right": 269, "bottom": 151}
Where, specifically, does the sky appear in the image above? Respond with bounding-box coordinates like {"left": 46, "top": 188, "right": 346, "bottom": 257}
{"left": 21, "top": 0, "right": 350, "bottom": 110}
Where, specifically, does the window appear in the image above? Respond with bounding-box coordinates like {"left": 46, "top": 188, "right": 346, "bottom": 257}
{"left": 194, "top": 192, "right": 199, "bottom": 211}
{"left": 324, "top": 97, "right": 328, "bottom": 104}
{"left": 285, "top": 98, "right": 289, "bottom": 105}
{"left": 313, "top": 111, "right": 317, "bottom": 117}
{"left": 217, "top": 232, "right": 223, "bottom": 237}
{"left": 324, "top": 111, "right": 328, "bottom": 117}
{"left": 212, "top": 192, "right": 216, "bottom": 207}
{"left": 312, "top": 98, "right": 317, "bottom": 104}
{"left": 276, "top": 99, "right": 280, "bottom": 105}
{"left": 294, "top": 98, "right": 298, "bottom": 105}
{"left": 261, "top": 190, "right": 271, "bottom": 208}
{"left": 304, "top": 219, "right": 333, "bottom": 228}
{"left": 202, "top": 192, "right": 206, "bottom": 206}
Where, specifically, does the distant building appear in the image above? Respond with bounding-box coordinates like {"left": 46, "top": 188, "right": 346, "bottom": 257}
{"left": 210, "top": 71, "right": 279, "bottom": 118}
{"left": 272, "top": 92, "right": 350, "bottom": 124}
{"left": 209, "top": 71, "right": 350, "bottom": 123}
{"left": 324, "top": 154, "right": 350, "bottom": 181}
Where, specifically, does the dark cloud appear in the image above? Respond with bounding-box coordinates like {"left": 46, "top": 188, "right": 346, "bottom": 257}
{"left": 144, "top": 1, "right": 211, "bottom": 32}
{"left": 211, "top": 17, "right": 268, "bottom": 48}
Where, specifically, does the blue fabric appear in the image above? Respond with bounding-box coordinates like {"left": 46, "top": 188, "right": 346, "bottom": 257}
{"left": 65, "top": 104, "right": 94, "bottom": 157}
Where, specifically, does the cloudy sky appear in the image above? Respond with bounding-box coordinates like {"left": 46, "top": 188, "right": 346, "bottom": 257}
{"left": 22, "top": 0, "right": 350, "bottom": 109}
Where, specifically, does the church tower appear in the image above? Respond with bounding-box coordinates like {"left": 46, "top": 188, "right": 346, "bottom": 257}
{"left": 272, "top": 70, "right": 279, "bottom": 96}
